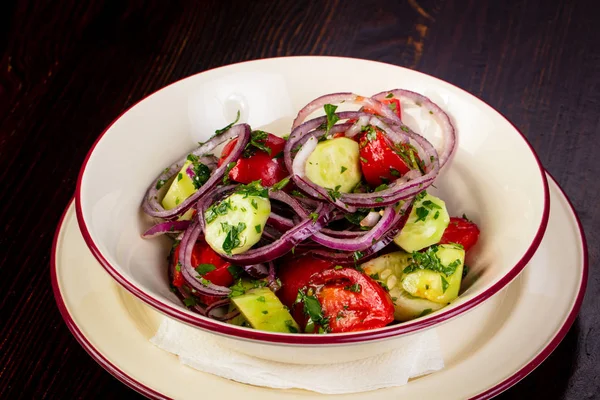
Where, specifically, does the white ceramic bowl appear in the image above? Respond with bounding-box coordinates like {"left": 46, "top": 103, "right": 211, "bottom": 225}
{"left": 76, "top": 56, "right": 549, "bottom": 364}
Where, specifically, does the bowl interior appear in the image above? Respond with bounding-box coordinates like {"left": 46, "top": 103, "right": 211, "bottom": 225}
{"left": 77, "top": 57, "right": 547, "bottom": 340}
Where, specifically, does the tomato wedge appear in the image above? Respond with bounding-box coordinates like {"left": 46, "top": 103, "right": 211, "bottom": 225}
{"left": 308, "top": 268, "right": 394, "bottom": 333}
{"left": 358, "top": 128, "right": 413, "bottom": 187}
{"left": 277, "top": 256, "right": 334, "bottom": 327}
{"left": 218, "top": 132, "right": 287, "bottom": 187}
{"left": 439, "top": 217, "right": 480, "bottom": 251}
{"left": 171, "top": 239, "right": 235, "bottom": 305}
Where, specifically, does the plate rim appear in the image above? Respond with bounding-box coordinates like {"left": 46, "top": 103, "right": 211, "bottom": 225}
{"left": 72, "top": 55, "right": 551, "bottom": 345}
{"left": 53, "top": 172, "right": 587, "bottom": 400}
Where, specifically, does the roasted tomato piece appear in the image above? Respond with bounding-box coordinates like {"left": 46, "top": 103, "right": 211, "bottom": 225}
{"left": 308, "top": 268, "right": 394, "bottom": 333}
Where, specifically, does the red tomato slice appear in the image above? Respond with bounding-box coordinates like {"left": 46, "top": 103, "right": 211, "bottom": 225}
{"left": 308, "top": 268, "right": 394, "bottom": 333}
{"left": 277, "top": 256, "right": 335, "bottom": 328}
{"left": 439, "top": 217, "right": 480, "bottom": 251}
{"left": 171, "top": 240, "right": 234, "bottom": 305}
{"left": 358, "top": 128, "right": 412, "bottom": 187}
{"left": 218, "top": 133, "right": 287, "bottom": 187}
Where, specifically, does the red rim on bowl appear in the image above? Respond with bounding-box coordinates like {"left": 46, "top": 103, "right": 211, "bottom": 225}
{"left": 74, "top": 56, "right": 551, "bottom": 345}
{"left": 53, "top": 171, "right": 587, "bottom": 400}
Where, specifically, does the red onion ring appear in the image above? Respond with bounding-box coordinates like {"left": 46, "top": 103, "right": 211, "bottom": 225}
{"left": 142, "top": 124, "right": 251, "bottom": 220}
{"left": 142, "top": 220, "right": 191, "bottom": 238}
{"left": 373, "top": 89, "right": 456, "bottom": 169}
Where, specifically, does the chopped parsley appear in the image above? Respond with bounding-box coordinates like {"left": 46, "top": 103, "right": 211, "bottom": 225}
{"left": 334, "top": 265, "right": 344, "bottom": 270}
{"left": 344, "top": 209, "right": 370, "bottom": 225}
{"left": 388, "top": 102, "right": 397, "bottom": 112}
{"left": 344, "top": 283, "right": 362, "bottom": 293}
{"left": 374, "top": 183, "right": 388, "bottom": 192}
{"left": 309, "top": 212, "right": 319, "bottom": 223}
{"left": 291, "top": 190, "right": 306, "bottom": 198}
{"left": 236, "top": 180, "right": 268, "bottom": 198}
{"left": 156, "top": 179, "right": 167, "bottom": 190}
{"left": 183, "top": 297, "right": 197, "bottom": 307}
{"left": 400, "top": 125, "right": 409, "bottom": 133}
{"left": 177, "top": 173, "right": 183, "bottom": 181}
{"left": 285, "top": 320, "right": 298, "bottom": 333}
{"left": 186, "top": 154, "right": 212, "bottom": 189}
{"left": 441, "top": 275, "right": 449, "bottom": 293}
{"left": 220, "top": 222, "right": 247, "bottom": 254}
{"left": 390, "top": 168, "right": 401, "bottom": 177}
{"left": 222, "top": 161, "right": 237, "bottom": 184}
{"left": 434, "top": 211, "right": 440, "bottom": 219}
{"left": 205, "top": 198, "right": 233, "bottom": 224}
{"left": 340, "top": 166, "right": 347, "bottom": 174}
{"left": 403, "top": 245, "right": 462, "bottom": 277}
{"left": 227, "top": 265, "right": 244, "bottom": 279}
{"left": 415, "top": 207, "right": 429, "bottom": 222}
{"left": 364, "top": 125, "right": 378, "bottom": 141}
{"left": 256, "top": 295, "right": 266, "bottom": 303}
{"left": 244, "top": 130, "right": 272, "bottom": 157}
{"left": 327, "top": 185, "right": 342, "bottom": 202}
{"left": 385, "top": 93, "right": 394, "bottom": 98}
{"left": 228, "top": 279, "right": 246, "bottom": 298}
{"left": 254, "top": 224, "right": 261, "bottom": 233}
{"left": 369, "top": 273, "right": 380, "bottom": 280}
{"left": 195, "top": 263, "right": 216, "bottom": 275}
{"left": 323, "top": 104, "right": 340, "bottom": 135}
{"left": 360, "top": 156, "right": 368, "bottom": 163}
{"left": 214, "top": 110, "right": 241, "bottom": 136}
{"left": 295, "top": 289, "right": 330, "bottom": 333}
{"left": 271, "top": 177, "right": 291, "bottom": 191}
{"left": 375, "top": 197, "right": 384, "bottom": 203}
{"left": 417, "top": 308, "right": 433, "bottom": 318}
{"left": 353, "top": 250, "right": 365, "bottom": 261}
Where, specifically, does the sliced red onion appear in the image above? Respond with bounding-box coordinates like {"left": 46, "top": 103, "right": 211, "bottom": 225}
{"left": 292, "top": 93, "right": 398, "bottom": 130}
{"left": 218, "top": 203, "right": 335, "bottom": 265}
{"left": 167, "top": 251, "right": 207, "bottom": 315}
{"left": 373, "top": 89, "right": 456, "bottom": 168}
{"left": 206, "top": 298, "right": 240, "bottom": 321}
{"left": 360, "top": 211, "right": 381, "bottom": 227}
{"left": 267, "top": 213, "right": 294, "bottom": 232}
{"left": 267, "top": 261, "right": 280, "bottom": 291}
{"left": 345, "top": 115, "right": 371, "bottom": 138}
{"left": 311, "top": 200, "right": 414, "bottom": 264}
{"left": 142, "top": 220, "right": 191, "bottom": 238}
{"left": 142, "top": 124, "right": 251, "bottom": 220}
{"left": 292, "top": 135, "right": 318, "bottom": 178}
{"left": 243, "top": 263, "right": 269, "bottom": 278}
{"left": 311, "top": 205, "right": 395, "bottom": 251}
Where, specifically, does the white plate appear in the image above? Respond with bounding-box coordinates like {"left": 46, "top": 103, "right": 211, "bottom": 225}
{"left": 52, "top": 173, "right": 586, "bottom": 399}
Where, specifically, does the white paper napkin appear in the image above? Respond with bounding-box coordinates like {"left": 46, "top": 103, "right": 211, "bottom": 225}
{"left": 150, "top": 318, "right": 444, "bottom": 394}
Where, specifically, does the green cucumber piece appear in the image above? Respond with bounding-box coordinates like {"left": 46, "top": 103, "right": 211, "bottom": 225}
{"left": 388, "top": 288, "right": 445, "bottom": 321}
{"left": 401, "top": 244, "right": 465, "bottom": 304}
{"left": 305, "top": 137, "right": 362, "bottom": 193}
{"left": 204, "top": 193, "right": 270, "bottom": 255}
{"left": 231, "top": 287, "right": 300, "bottom": 333}
{"left": 162, "top": 160, "right": 197, "bottom": 210}
{"left": 394, "top": 192, "right": 450, "bottom": 252}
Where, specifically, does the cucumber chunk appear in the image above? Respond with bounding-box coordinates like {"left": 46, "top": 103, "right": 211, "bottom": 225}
{"left": 361, "top": 251, "right": 435, "bottom": 321}
{"left": 162, "top": 160, "right": 197, "bottom": 210}
{"left": 231, "top": 287, "right": 300, "bottom": 333}
{"left": 204, "top": 193, "right": 271, "bottom": 255}
{"left": 361, "top": 245, "right": 464, "bottom": 320}
{"left": 305, "top": 137, "right": 362, "bottom": 193}
{"left": 390, "top": 288, "right": 445, "bottom": 321}
{"left": 401, "top": 245, "right": 464, "bottom": 304}
{"left": 394, "top": 192, "right": 450, "bottom": 252}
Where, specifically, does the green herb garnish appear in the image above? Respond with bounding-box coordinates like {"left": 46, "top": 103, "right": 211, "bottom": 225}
{"left": 196, "top": 263, "right": 216, "bottom": 275}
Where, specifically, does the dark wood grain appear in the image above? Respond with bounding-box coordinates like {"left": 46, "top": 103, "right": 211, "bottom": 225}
{"left": 0, "top": 0, "right": 598, "bottom": 398}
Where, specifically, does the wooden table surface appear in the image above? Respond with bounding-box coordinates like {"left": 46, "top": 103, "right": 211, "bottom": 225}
{"left": 1, "top": 0, "right": 598, "bottom": 398}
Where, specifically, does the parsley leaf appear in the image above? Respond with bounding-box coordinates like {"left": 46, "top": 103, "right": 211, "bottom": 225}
{"left": 227, "top": 265, "right": 244, "bottom": 279}
{"left": 244, "top": 130, "right": 272, "bottom": 157}
{"left": 228, "top": 279, "right": 246, "bottom": 298}
{"left": 271, "top": 177, "right": 291, "bottom": 191}
{"left": 296, "top": 289, "right": 330, "bottom": 332}
{"left": 340, "top": 166, "right": 347, "bottom": 174}
{"left": 403, "top": 245, "right": 462, "bottom": 277}
{"left": 195, "top": 263, "right": 216, "bottom": 275}
{"left": 386, "top": 93, "right": 394, "bottom": 98}
{"left": 223, "top": 162, "right": 237, "bottom": 184}
{"left": 215, "top": 110, "right": 241, "bottom": 136}
{"left": 236, "top": 180, "right": 268, "bottom": 198}
{"left": 344, "top": 283, "right": 361, "bottom": 293}
{"left": 205, "top": 198, "right": 233, "bottom": 224}
{"left": 327, "top": 185, "right": 342, "bottom": 202}
{"left": 309, "top": 212, "right": 319, "bottom": 223}
{"left": 221, "top": 222, "right": 247, "bottom": 254}
{"left": 323, "top": 104, "right": 340, "bottom": 134}
{"left": 183, "top": 297, "right": 197, "bottom": 307}
{"left": 254, "top": 224, "right": 261, "bottom": 233}
{"left": 441, "top": 275, "right": 449, "bottom": 293}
